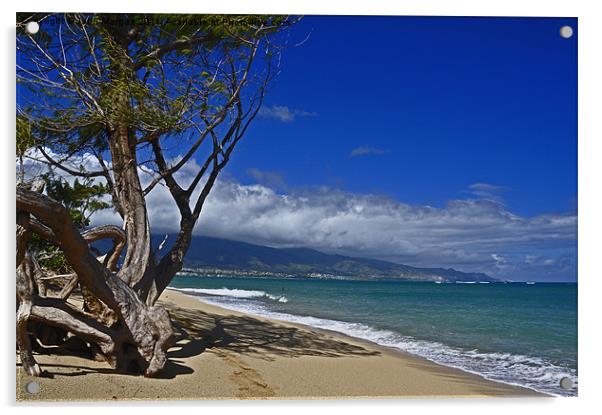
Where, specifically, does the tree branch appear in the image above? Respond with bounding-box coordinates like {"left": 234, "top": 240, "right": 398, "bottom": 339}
{"left": 37, "top": 146, "right": 107, "bottom": 178}
{"left": 133, "top": 35, "right": 213, "bottom": 71}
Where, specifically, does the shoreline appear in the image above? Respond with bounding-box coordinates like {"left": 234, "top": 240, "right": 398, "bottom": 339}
{"left": 17, "top": 289, "right": 545, "bottom": 401}
{"left": 167, "top": 289, "right": 549, "bottom": 397}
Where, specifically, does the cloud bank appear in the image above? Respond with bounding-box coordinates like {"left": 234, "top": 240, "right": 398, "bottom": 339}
{"left": 185, "top": 181, "right": 575, "bottom": 281}
{"left": 128, "top": 173, "right": 576, "bottom": 281}
{"left": 22, "top": 150, "right": 577, "bottom": 282}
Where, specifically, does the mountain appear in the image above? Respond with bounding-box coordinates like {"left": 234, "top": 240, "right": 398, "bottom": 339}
{"left": 151, "top": 235, "right": 497, "bottom": 282}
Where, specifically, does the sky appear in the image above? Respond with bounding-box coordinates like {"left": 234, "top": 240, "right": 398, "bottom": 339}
{"left": 232, "top": 16, "right": 577, "bottom": 217}
{"left": 20, "top": 15, "right": 578, "bottom": 282}
{"left": 201, "top": 16, "right": 577, "bottom": 282}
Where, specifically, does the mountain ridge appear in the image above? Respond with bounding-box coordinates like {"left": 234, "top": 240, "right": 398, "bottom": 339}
{"left": 153, "top": 235, "right": 497, "bottom": 282}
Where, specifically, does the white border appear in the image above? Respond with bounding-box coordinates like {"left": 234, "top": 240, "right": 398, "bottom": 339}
{"left": 2, "top": 1, "right": 600, "bottom": 414}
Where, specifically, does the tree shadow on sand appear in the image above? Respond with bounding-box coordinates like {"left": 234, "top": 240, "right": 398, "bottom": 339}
{"left": 18, "top": 300, "right": 380, "bottom": 380}
{"left": 166, "top": 303, "right": 380, "bottom": 362}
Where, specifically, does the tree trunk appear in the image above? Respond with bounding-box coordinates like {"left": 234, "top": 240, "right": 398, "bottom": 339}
{"left": 109, "top": 126, "right": 154, "bottom": 292}
{"left": 16, "top": 209, "right": 42, "bottom": 377}
{"left": 16, "top": 186, "right": 174, "bottom": 376}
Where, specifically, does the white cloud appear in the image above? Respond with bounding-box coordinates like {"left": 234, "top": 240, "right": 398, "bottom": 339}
{"left": 349, "top": 146, "right": 389, "bottom": 158}
{"left": 21, "top": 151, "right": 577, "bottom": 281}
{"left": 258, "top": 105, "right": 317, "bottom": 122}
{"left": 524, "top": 254, "right": 538, "bottom": 264}
{"left": 491, "top": 253, "right": 508, "bottom": 270}
{"left": 466, "top": 182, "right": 509, "bottom": 202}
{"left": 129, "top": 165, "right": 575, "bottom": 279}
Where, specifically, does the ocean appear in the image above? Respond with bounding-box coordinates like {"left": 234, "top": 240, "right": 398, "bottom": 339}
{"left": 168, "top": 276, "right": 578, "bottom": 396}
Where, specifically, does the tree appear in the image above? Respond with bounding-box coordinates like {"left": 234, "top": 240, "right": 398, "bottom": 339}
{"left": 16, "top": 13, "right": 297, "bottom": 376}
{"left": 29, "top": 173, "right": 111, "bottom": 274}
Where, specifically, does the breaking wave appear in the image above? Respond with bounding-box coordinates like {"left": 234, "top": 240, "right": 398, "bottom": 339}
{"left": 172, "top": 287, "right": 288, "bottom": 303}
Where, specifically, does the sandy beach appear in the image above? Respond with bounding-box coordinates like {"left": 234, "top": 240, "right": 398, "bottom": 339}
{"left": 16, "top": 289, "right": 544, "bottom": 401}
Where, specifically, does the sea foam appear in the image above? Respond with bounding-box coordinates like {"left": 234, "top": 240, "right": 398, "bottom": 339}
{"left": 174, "top": 287, "right": 288, "bottom": 303}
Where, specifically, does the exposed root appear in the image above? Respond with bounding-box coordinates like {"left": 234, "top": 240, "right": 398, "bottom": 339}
{"left": 16, "top": 187, "right": 174, "bottom": 377}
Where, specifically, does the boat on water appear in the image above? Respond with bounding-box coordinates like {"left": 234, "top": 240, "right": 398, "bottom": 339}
{"left": 526, "top": 281, "right": 536, "bottom": 285}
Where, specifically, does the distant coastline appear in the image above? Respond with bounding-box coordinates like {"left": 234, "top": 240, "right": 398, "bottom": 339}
{"left": 177, "top": 267, "right": 571, "bottom": 284}
{"left": 146, "top": 234, "right": 498, "bottom": 282}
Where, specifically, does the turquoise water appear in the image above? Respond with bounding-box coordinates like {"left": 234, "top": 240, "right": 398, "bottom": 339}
{"left": 169, "top": 276, "right": 577, "bottom": 396}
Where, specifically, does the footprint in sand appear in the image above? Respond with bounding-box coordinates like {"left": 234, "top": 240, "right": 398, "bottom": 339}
{"left": 219, "top": 352, "right": 275, "bottom": 397}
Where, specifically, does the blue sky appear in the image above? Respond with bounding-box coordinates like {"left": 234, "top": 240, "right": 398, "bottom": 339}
{"left": 207, "top": 16, "right": 577, "bottom": 281}
{"left": 230, "top": 16, "right": 577, "bottom": 217}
